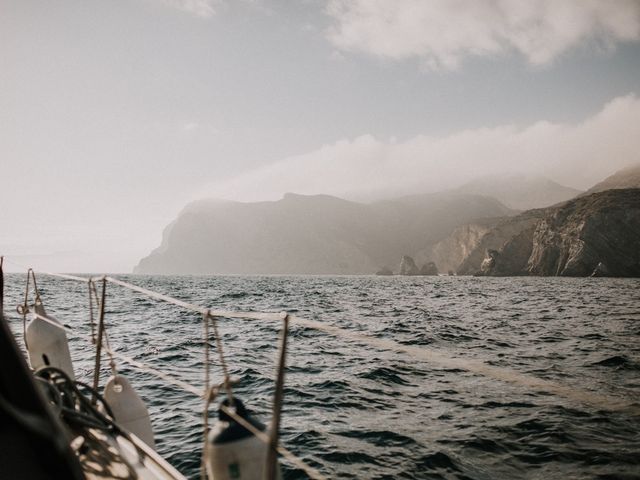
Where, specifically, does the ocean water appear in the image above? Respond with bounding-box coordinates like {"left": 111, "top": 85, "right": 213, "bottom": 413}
{"left": 3, "top": 274, "right": 640, "bottom": 479}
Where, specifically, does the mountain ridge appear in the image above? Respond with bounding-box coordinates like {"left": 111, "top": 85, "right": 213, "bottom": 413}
{"left": 135, "top": 191, "right": 514, "bottom": 274}
{"left": 582, "top": 163, "right": 640, "bottom": 195}
{"left": 136, "top": 167, "right": 639, "bottom": 276}
{"left": 453, "top": 174, "right": 582, "bottom": 210}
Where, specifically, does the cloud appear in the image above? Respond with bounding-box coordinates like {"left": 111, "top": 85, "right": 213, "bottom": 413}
{"left": 154, "top": 0, "right": 218, "bottom": 18}
{"left": 200, "top": 94, "right": 640, "bottom": 201}
{"left": 183, "top": 122, "right": 200, "bottom": 131}
{"left": 326, "top": 0, "right": 640, "bottom": 69}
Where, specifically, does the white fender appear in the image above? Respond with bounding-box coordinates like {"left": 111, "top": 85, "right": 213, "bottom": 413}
{"left": 207, "top": 433, "right": 281, "bottom": 480}
{"left": 26, "top": 300, "right": 75, "bottom": 380}
{"left": 206, "top": 398, "right": 281, "bottom": 480}
{"left": 104, "top": 375, "right": 155, "bottom": 449}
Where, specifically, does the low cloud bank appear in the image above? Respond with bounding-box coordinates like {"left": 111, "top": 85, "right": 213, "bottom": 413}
{"left": 201, "top": 94, "right": 640, "bottom": 202}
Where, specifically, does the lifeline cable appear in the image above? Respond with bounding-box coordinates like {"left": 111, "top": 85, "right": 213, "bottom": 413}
{"left": 201, "top": 310, "right": 211, "bottom": 480}
{"left": 207, "top": 313, "right": 235, "bottom": 405}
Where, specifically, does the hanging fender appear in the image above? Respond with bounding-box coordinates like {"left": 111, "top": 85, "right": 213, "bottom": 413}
{"left": 104, "top": 374, "right": 155, "bottom": 449}
{"left": 206, "top": 397, "right": 281, "bottom": 480}
{"left": 26, "top": 298, "right": 75, "bottom": 380}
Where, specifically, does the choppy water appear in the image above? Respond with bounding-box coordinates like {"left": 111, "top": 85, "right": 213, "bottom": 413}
{"left": 3, "top": 274, "right": 640, "bottom": 479}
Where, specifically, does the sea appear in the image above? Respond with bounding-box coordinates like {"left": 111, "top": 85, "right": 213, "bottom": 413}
{"left": 3, "top": 274, "right": 640, "bottom": 479}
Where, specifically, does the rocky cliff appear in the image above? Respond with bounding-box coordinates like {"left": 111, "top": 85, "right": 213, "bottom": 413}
{"left": 480, "top": 189, "right": 640, "bottom": 277}
{"left": 429, "top": 220, "right": 496, "bottom": 274}
{"left": 398, "top": 255, "right": 419, "bottom": 275}
{"left": 455, "top": 209, "right": 546, "bottom": 274}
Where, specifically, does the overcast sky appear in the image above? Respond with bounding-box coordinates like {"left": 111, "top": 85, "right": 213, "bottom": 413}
{"left": 2, "top": 0, "right": 640, "bottom": 272}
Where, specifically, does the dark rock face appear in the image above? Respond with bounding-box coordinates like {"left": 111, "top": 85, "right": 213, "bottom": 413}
{"left": 430, "top": 221, "right": 495, "bottom": 274}
{"left": 398, "top": 255, "right": 419, "bottom": 275}
{"left": 479, "top": 249, "right": 498, "bottom": 275}
{"left": 479, "top": 224, "right": 537, "bottom": 276}
{"left": 481, "top": 189, "right": 640, "bottom": 277}
{"left": 456, "top": 210, "right": 544, "bottom": 275}
{"left": 591, "top": 262, "right": 610, "bottom": 277}
{"left": 527, "top": 189, "right": 640, "bottom": 277}
{"left": 419, "top": 261, "right": 439, "bottom": 276}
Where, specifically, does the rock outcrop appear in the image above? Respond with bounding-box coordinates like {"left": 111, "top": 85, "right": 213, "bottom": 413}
{"left": 477, "top": 224, "right": 537, "bottom": 276}
{"left": 480, "top": 189, "right": 640, "bottom": 277}
{"left": 479, "top": 249, "right": 498, "bottom": 275}
{"left": 419, "top": 261, "right": 439, "bottom": 276}
{"left": 429, "top": 221, "right": 495, "bottom": 274}
{"left": 399, "top": 255, "right": 419, "bottom": 275}
{"left": 456, "top": 209, "right": 545, "bottom": 274}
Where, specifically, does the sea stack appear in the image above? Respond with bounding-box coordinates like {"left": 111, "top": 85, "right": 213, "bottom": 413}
{"left": 419, "top": 262, "right": 439, "bottom": 276}
{"left": 399, "top": 255, "right": 419, "bottom": 276}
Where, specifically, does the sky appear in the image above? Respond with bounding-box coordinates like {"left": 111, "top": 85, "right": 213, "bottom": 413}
{"left": 1, "top": 0, "right": 640, "bottom": 272}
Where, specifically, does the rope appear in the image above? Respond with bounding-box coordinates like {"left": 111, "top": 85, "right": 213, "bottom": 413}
{"left": 91, "top": 277, "right": 108, "bottom": 404}
{"left": 16, "top": 268, "right": 47, "bottom": 349}
{"left": 102, "top": 326, "right": 118, "bottom": 379}
{"left": 35, "top": 366, "right": 116, "bottom": 432}
{"left": 89, "top": 278, "right": 117, "bottom": 379}
{"left": 19, "top": 270, "right": 32, "bottom": 348}
{"left": 207, "top": 313, "right": 235, "bottom": 405}
{"left": 266, "top": 314, "right": 289, "bottom": 480}
{"left": 105, "top": 345, "right": 204, "bottom": 397}
{"left": 105, "top": 275, "right": 282, "bottom": 323}
{"left": 201, "top": 310, "right": 211, "bottom": 480}
{"left": 88, "top": 279, "right": 100, "bottom": 344}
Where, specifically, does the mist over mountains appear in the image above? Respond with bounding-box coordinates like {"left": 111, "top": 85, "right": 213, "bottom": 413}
{"left": 453, "top": 176, "right": 582, "bottom": 210}
{"left": 135, "top": 174, "right": 590, "bottom": 275}
{"left": 582, "top": 164, "right": 640, "bottom": 195}
{"left": 135, "top": 191, "right": 513, "bottom": 274}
